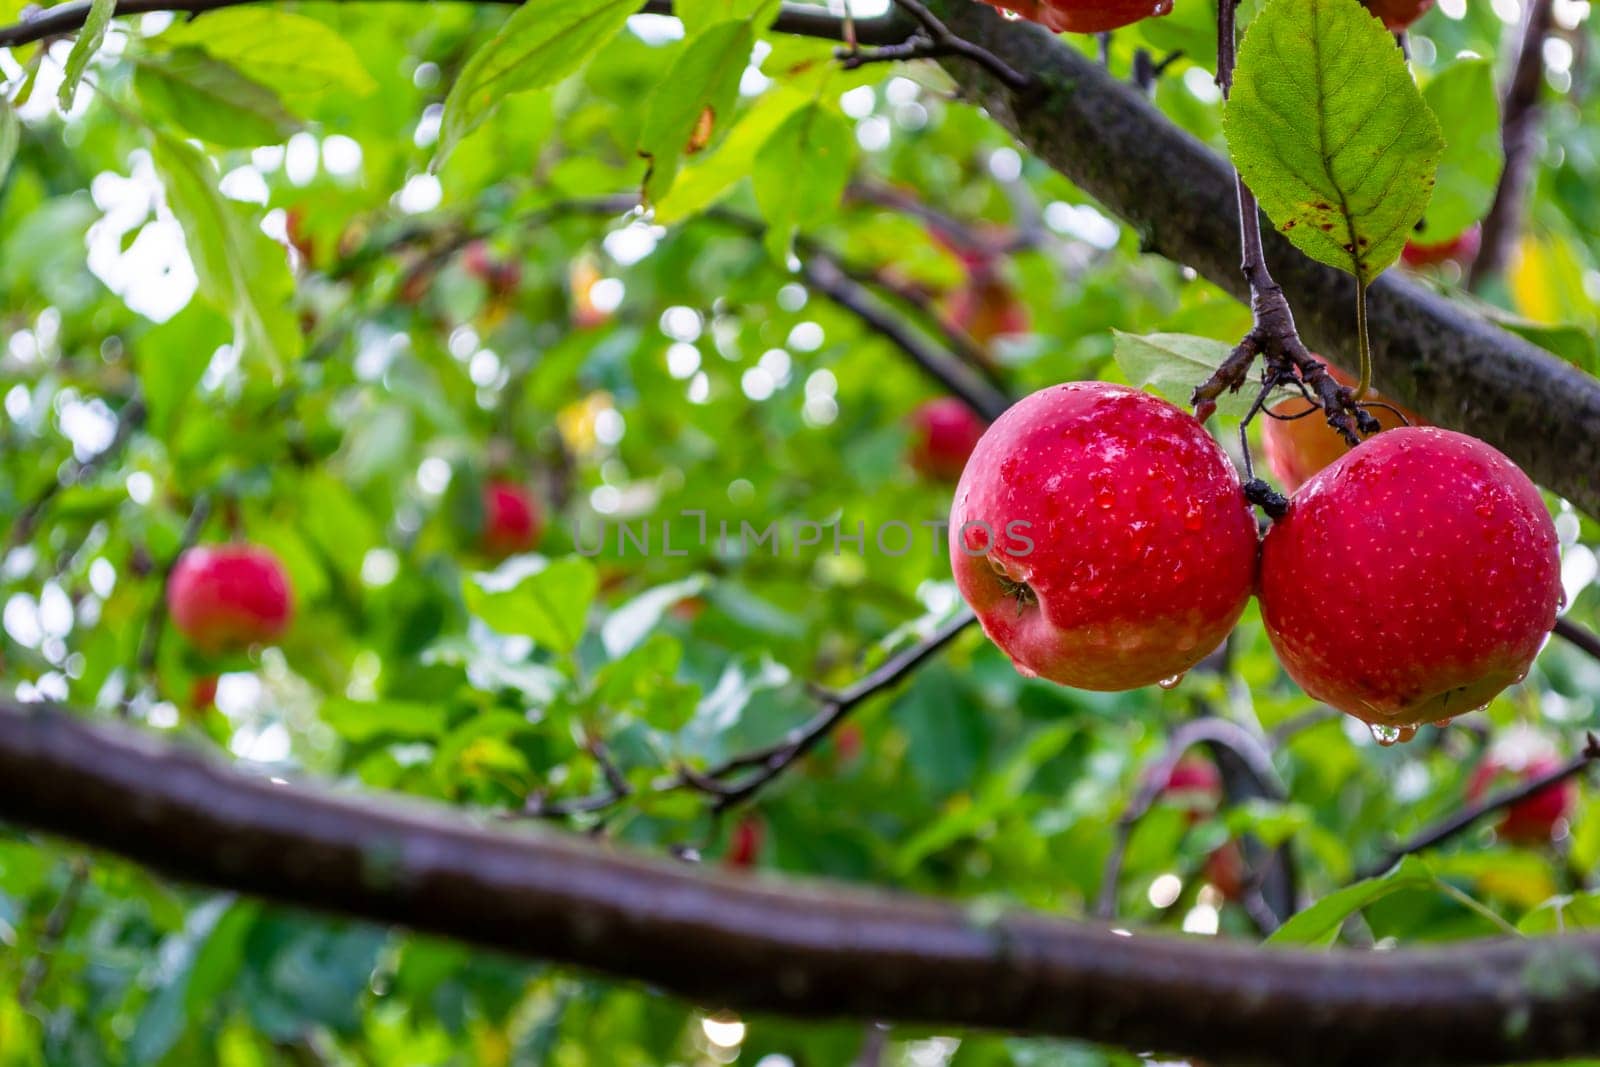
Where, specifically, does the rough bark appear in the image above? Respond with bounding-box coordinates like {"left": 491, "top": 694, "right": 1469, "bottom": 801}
{"left": 5, "top": 701, "right": 1600, "bottom": 1067}
{"left": 921, "top": 0, "right": 1600, "bottom": 517}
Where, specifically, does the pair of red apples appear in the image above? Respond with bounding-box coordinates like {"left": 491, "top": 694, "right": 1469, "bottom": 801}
{"left": 982, "top": 0, "right": 1432, "bottom": 34}
{"left": 944, "top": 380, "right": 1563, "bottom": 739}
{"left": 167, "top": 483, "right": 542, "bottom": 653}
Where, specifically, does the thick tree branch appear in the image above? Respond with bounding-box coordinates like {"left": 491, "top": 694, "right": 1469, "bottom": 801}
{"left": 917, "top": 0, "right": 1600, "bottom": 519}
{"left": 1355, "top": 733, "right": 1600, "bottom": 882}
{"left": 1468, "top": 0, "right": 1555, "bottom": 289}
{"left": 0, "top": 0, "right": 913, "bottom": 49}
{"left": 8, "top": 701, "right": 1600, "bottom": 1066}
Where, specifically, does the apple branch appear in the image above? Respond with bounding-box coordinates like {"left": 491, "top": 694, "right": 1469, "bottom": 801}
{"left": 11, "top": 700, "right": 1600, "bottom": 1065}
{"left": 1556, "top": 618, "right": 1600, "bottom": 664}
{"left": 907, "top": 0, "right": 1600, "bottom": 520}
{"left": 526, "top": 611, "right": 977, "bottom": 819}
{"left": 0, "top": 0, "right": 913, "bottom": 50}
{"left": 834, "top": 0, "right": 1032, "bottom": 94}
{"left": 1467, "top": 0, "right": 1555, "bottom": 290}
{"left": 1354, "top": 732, "right": 1600, "bottom": 882}
{"left": 1190, "top": 0, "right": 1377, "bottom": 512}
{"left": 1093, "top": 715, "right": 1285, "bottom": 921}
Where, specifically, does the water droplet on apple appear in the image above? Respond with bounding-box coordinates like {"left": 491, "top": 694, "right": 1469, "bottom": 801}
{"left": 1157, "top": 673, "right": 1186, "bottom": 690}
{"left": 1369, "top": 723, "right": 1402, "bottom": 746}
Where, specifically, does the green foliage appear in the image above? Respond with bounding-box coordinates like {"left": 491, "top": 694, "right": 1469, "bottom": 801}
{"left": 1225, "top": 0, "right": 1445, "bottom": 283}
{"left": 437, "top": 0, "right": 639, "bottom": 164}
{"left": 0, "top": 0, "right": 1598, "bottom": 1063}
{"left": 1419, "top": 58, "right": 1503, "bottom": 244}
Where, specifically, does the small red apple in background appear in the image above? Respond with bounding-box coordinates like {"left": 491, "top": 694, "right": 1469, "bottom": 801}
{"left": 1259, "top": 427, "right": 1560, "bottom": 734}
{"left": 1402, "top": 223, "right": 1481, "bottom": 269}
{"left": 1363, "top": 0, "right": 1436, "bottom": 30}
{"left": 910, "top": 398, "right": 989, "bottom": 482}
{"left": 168, "top": 545, "right": 294, "bottom": 654}
{"left": 462, "top": 240, "right": 522, "bottom": 297}
{"left": 725, "top": 814, "right": 764, "bottom": 869}
{"left": 1203, "top": 840, "right": 1247, "bottom": 903}
{"left": 190, "top": 675, "right": 219, "bottom": 709}
{"left": 950, "top": 382, "right": 1258, "bottom": 691}
{"left": 945, "top": 273, "right": 1030, "bottom": 347}
{"left": 980, "top": 0, "right": 1173, "bottom": 32}
{"left": 834, "top": 722, "right": 864, "bottom": 763}
{"left": 1468, "top": 753, "right": 1577, "bottom": 844}
{"left": 481, "top": 482, "right": 543, "bottom": 559}
{"left": 1160, "top": 756, "right": 1223, "bottom": 822}
{"left": 1260, "top": 362, "right": 1421, "bottom": 493}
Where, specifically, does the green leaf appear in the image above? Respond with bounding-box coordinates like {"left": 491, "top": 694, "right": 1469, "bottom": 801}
{"left": 154, "top": 10, "right": 376, "bottom": 101}
{"left": 1224, "top": 0, "right": 1445, "bottom": 282}
{"left": 1112, "top": 330, "right": 1294, "bottom": 417}
{"left": 639, "top": 19, "right": 754, "bottom": 204}
{"left": 58, "top": 0, "right": 115, "bottom": 110}
{"left": 322, "top": 699, "right": 449, "bottom": 743}
{"left": 753, "top": 102, "right": 853, "bottom": 260}
{"left": 437, "top": 0, "right": 637, "bottom": 166}
{"left": 1519, "top": 891, "right": 1600, "bottom": 936}
{"left": 149, "top": 133, "right": 302, "bottom": 374}
{"left": 1268, "top": 855, "right": 1435, "bottom": 946}
{"left": 676, "top": 0, "right": 776, "bottom": 35}
{"left": 600, "top": 575, "right": 709, "bottom": 659}
{"left": 137, "top": 302, "right": 230, "bottom": 441}
{"left": 464, "top": 556, "right": 599, "bottom": 654}
{"left": 0, "top": 100, "right": 18, "bottom": 188}
{"left": 133, "top": 48, "right": 301, "bottom": 148}
{"left": 1418, "top": 59, "right": 1502, "bottom": 243}
{"left": 655, "top": 87, "right": 808, "bottom": 224}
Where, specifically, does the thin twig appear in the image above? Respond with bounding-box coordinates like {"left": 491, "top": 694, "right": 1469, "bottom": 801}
{"left": 1556, "top": 618, "right": 1600, "bottom": 663}
{"left": 1355, "top": 733, "right": 1600, "bottom": 881}
{"left": 1094, "top": 716, "right": 1284, "bottom": 920}
{"left": 15, "top": 856, "right": 89, "bottom": 1007}
{"left": 0, "top": 0, "right": 914, "bottom": 49}
{"left": 522, "top": 612, "right": 978, "bottom": 820}
{"left": 836, "top": 0, "right": 1033, "bottom": 94}
{"left": 1190, "top": 0, "right": 1377, "bottom": 453}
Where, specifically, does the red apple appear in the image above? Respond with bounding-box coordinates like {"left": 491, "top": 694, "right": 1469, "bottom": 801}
{"left": 946, "top": 276, "right": 1031, "bottom": 346}
{"left": 1260, "top": 427, "right": 1560, "bottom": 733}
{"left": 725, "top": 814, "right": 764, "bottom": 869}
{"left": 482, "top": 482, "right": 543, "bottom": 559}
{"left": 981, "top": 0, "right": 1173, "bottom": 33}
{"left": 1159, "top": 754, "right": 1223, "bottom": 826}
{"left": 1363, "top": 0, "right": 1436, "bottom": 30}
{"left": 462, "top": 240, "right": 522, "bottom": 297}
{"left": 910, "top": 398, "right": 989, "bottom": 482}
{"left": 1467, "top": 754, "right": 1577, "bottom": 844}
{"left": 1204, "top": 840, "right": 1247, "bottom": 903}
{"left": 1261, "top": 362, "right": 1421, "bottom": 493}
{"left": 190, "top": 675, "right": 219, "bottom": 709}
{"left": 949, "top": 382, "right": 1258, "bottom": 691}
{"left": 1402, "top": 223, "right": 1481, "bottom": 268}
{"left": 168, "top": 545, "right": 294, "bottom": 654}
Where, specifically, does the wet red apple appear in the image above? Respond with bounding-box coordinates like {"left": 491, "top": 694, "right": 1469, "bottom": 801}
{"left": 949, "top": 382, "right": 1258, "bottom": 691}
{"left": 1260, "top": 428, "right": 1561, "bottom": 736}
{"left": 1402, "top": 223, "right": 1481, "bottom": 268}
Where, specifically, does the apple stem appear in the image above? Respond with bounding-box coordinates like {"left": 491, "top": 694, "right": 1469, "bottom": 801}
{"left": 1353, "top": 278, "right": 1373, "bottom": 402}
{"left": 1192, "top": 0, "right": 1382, "bottom": 498}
